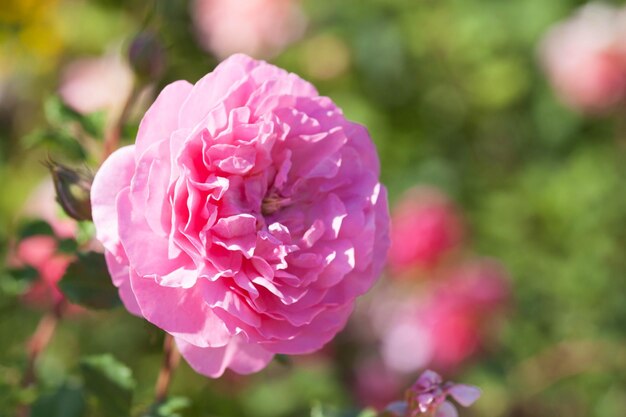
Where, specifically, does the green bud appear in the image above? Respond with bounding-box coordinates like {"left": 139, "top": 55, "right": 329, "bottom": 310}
{"left": 45, "top": 159, "right": 93, "bottom": 221}
{"left": 128, "top": 31, "right": 166, "bottom": 81}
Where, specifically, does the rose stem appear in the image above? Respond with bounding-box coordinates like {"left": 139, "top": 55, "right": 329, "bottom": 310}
{"left": 17, "top": 301, "right": 66, "bottom": 417}
{"left": 154, "top": 334, "right": 181, "bottom": 404}
{"left": 102, "top": 82, "right": 142, "bottom": 162}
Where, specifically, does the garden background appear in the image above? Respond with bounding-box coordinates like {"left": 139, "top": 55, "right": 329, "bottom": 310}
{"left": 1, "top": 0, "right": 625, "bottom": 416}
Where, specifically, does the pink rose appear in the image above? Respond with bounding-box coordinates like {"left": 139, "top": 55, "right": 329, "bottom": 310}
{"left": 381, "top": 260, "right": 509, "bottom": 372}
{"left": 58, "top": 53, "right": 134, "bottom": 115}
{"left": 540, "top": 3, "right": 626, "bottom": 113}
{"left": 191, "top": 0, "right": 307, "bottom": 59}
{"left": 389, "top": 187, "right": 463, "bottom": 275}
{"left": 91, "top": 54, "right": 389, "bottom": 377}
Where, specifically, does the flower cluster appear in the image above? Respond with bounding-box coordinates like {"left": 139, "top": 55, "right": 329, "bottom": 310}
{"left": 381, "top": 260, "right": 509, "bottom": 373}
{"left": 353, "top": 187, "right": 508, "bottom": 408}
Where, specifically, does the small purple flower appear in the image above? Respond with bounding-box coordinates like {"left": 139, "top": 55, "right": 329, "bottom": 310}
{"left": 404, "top": 370, "right": 481, "bottom": 417}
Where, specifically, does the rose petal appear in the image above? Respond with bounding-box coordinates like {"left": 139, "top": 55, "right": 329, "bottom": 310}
{"left": 91, "top": 145, "right": 136, "bottom": 253}
{"left": 104, "top": 250, "right": 141, "bottom": 316}
{"left": 130, "top": 272, "right": 230, "bottom": 348}
{"left": 175, "top": 334, "right": 273, "bottom": 378}
{"left": 136, "top": 80, "right": 193, "bottom": 155}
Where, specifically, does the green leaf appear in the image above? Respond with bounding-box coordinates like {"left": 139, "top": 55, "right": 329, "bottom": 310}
{"left": 5, "top": 266, "right": 38, "bottom": 283}
{"left": 311, "top": 403, "right": 371, "bottom": 417}
{"left": 0, "top": 266, "right": 39, "bottom": 296}
{"left": 30, "top": 383, "right": 86, "bottom": 417}
{"left": 142, "top": 396, "right": 191, "bottom": 417}
{"left": 79, "top": 111, "right": 106, "bottom": 139}
{"left": 17, "top": 219, "right": 54, "bottom": 239}
{"left": 80, "top": 354, "right": 135, "bottom": 417}
{"left": 75, "top": 222, "right": 96, "bottom": 246}
{"left": 44, "top": 95, "right": 105, "bottom": 138}
{"left": 59, "top": 252, "right": 121, "bottom": 309}
{"left": 22, "top": 128, "right": 87, "bottom": 161}
{"left": 274, "top": 354, "right": 293, "bottom": 366}
{"left": 57, "top": 238, "right": 79, "bottom": 254}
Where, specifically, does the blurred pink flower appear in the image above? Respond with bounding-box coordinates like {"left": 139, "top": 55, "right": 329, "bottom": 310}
{"left": 355, "top": 358, "right": 405, "bottom": 410}
{"left": 12, "top": 181, "right": 77, "bottom": 308}
{"left": 23, "top": 181, "right": 76, "bottom": 238}
{"left": 16, "top": 235, "right": 73, "bottom": 306}
{"left": 540, "top": 3, "right": 626, "bottom": 113}
{"left": 58, "top": 53, "right": 134, "bottom": 115}
{"left": 191, "top": 0, "right": 307, "bottom": 59}
{"left": 91, "top": 54, "right": 389, "bottom": 378}
{"left": 389, "top": 187, "right": 463, "bottom": 274}
{"left": 381, "top": 260, "right": 509, "bottom": 373}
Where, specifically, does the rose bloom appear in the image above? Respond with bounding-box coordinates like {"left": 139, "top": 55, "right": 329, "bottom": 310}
{"left": 58, "top": 52, "right": 134, "bottom": 115}
{"left": 389, "top": 187, "right": 463, "bottom": 275}
{"left": 91, "top": 54, "right": 389, "bottom": 377}
{"left": 12, "top": 181, "right": 77, "bottom": 308}
{"left": 539, "top": 3, "right": 626, "bottom": 113}
{"left": 381, "top": 260, "right": 509, "bottom": 373}
{"left": 191, "top": 0, "right": 307, "bottom": 59}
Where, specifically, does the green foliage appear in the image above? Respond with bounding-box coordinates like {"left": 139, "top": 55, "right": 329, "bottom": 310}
{"left": 44, "top": 96, "right": 106, "bottom": 140}
{"left": 17, "top": 219, "right": 55, "bottom": 240}
{"left": 57, "top": 238, "right": 79, "bottom": 254}
{"left": 30, "top": 383, "right": 86, "bottom": 417}
{"left": 59, "top": 252, "right": 121, "bottom": 309}
{"left": 22, "top": 129, "right": 87, "bottom": 161}
{"left": 75, "top": 221, "right": 96, "bottom": 247}
{"left": 1, "top": 0, "right": 626, "bottom": 416}
{"left": 80, "top": 354, "right": 135, "bottom": 417}
{"left": 4, "top": 266, "right": 38, "bottom": 284}
{"left": 311, "top": 403, "right": 377, "bottom": 417}
{"left": 142, "top": 397, "right": 192, "bottom": 417}
{"left": 0, "top": 266, "right": 38, "bottom": 297}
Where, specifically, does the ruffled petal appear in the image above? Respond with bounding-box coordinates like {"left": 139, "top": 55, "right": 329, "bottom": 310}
{"left": 136, "top": 80, "right": 193, "bottom": 155}
{"left": 104, "top": 250, "right": 141, "bottom": 316}
{"left": 130, "top": 272, "right": 230, "bottom": 348}
{"left": 91, "top": 145, "right": 136, "bottom": 253}
{"left": 117, "top": 187, "right": 189, "bottom": 277}
{"left": 178, "top": 55, "right": 259, "bottom": 128}
{"left": 175, "top": 334, "right": 273, "bottom": 378}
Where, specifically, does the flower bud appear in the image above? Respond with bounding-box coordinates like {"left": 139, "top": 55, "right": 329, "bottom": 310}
{"left": 45, "top": 160, "right": 93, "bottom": 221}
{"left": 128, "top": 31, "right": 166, "bottom": 81}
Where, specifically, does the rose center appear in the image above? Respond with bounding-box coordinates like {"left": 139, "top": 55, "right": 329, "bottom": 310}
{"left": 261, "top": 194, "right": 293, "bottom": 215}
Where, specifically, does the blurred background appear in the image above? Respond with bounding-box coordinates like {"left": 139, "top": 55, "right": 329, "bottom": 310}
{"left": 1, "top": 0, "right": 626, "bottom": 416}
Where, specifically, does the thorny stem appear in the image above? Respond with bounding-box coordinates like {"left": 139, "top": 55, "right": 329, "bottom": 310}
{"left": 102, "top": 82, "right": 142, "bottom": 162}
{"left": 154, "top": 334, "right": 181, "bottom": 404}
